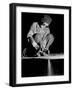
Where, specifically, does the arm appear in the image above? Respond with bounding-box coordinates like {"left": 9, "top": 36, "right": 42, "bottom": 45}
{"left": 27, "top": 22, "right": 39, "bottom": 49}
{"left": 27, "top": 22, "right": 37, "bottom": 43}
{"left": 42, "top": 28, "right": 50, "bottom": 41}
{"left": 45, "top": 34, "right": 54, "bottom": 50}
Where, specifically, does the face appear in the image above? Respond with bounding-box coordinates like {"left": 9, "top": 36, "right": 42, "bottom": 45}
{"left": 41, "top": 22, "right": 49, "bottom": 28}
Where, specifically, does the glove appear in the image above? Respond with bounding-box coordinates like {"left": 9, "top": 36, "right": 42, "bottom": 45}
{"left": 32, "top": 41, "right": 39, "bottom": 50}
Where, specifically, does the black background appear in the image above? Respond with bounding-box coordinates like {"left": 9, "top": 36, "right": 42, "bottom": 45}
{"left": 22, "top": 12, "right": 64, "bottom": 54}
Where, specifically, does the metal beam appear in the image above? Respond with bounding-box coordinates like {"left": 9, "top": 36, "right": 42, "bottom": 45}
{"left": 22, "top": 54, "right": 64, "bottom": 60}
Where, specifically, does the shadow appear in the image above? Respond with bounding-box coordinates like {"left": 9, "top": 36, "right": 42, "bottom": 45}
{"left": 5, "top": 83, "right": 9, "bottom": 86}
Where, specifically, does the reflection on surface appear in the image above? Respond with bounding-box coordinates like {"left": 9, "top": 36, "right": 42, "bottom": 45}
{"left": 21, "top": 58, "right": 64, "bottom": 77}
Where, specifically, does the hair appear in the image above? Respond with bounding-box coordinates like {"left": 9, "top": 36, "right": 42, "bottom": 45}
{"left": 41, "top": 15, "right": 52, "bottom": 25}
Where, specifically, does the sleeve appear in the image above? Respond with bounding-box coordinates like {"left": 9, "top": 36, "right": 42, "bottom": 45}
{"left": 27, "top": 22, "right": 38, "bottom": 38}
{"left": 42, "top": 28, "right": 50, "bottom": 41}
{"left": 45, "top": 28, "right": 50, "bottom": 35}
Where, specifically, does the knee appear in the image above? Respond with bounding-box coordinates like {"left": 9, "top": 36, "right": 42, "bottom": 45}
{"left": 49, "top": 34, "right": 54, "bottom": 42}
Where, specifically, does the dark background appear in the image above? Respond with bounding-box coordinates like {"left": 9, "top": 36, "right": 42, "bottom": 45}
{"left": 22, "top": 12, "right": 64, "bottom": 54}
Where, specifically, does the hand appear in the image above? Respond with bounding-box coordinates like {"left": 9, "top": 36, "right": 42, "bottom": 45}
{"left": 32, "top": 41, "right": 39, "bottom": 50}
{"left": 35, "top": 44, "right": 39, "bottom": 50}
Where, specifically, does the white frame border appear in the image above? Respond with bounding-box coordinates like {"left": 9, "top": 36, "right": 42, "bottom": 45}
{"left": 16, "top": 6, "right": 69, "bottom": 84}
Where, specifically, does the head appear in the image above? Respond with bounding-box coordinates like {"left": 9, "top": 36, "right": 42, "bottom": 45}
{"left": 41, "top": 15, "right": 52, "bottom": 28}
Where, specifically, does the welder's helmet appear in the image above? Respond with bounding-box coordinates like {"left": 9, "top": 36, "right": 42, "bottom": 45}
{"left": 41, "top": 15, "right": 52, "bottom": 26}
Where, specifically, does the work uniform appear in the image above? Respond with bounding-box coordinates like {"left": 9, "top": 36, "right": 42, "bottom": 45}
{"left": 27, "top": 22, "right": 54, "bottom": 52}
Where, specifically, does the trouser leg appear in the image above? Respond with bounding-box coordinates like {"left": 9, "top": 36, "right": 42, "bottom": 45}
{"left": 45, "top": 34, "right": 54, "bottom": 50}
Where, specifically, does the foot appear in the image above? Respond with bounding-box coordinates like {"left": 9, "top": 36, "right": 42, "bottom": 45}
{"left": 43, "top": 49, "right": 50, "bottom": 55}
{"left": 36, "top": 50, "right": 42, "bottom": 57}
